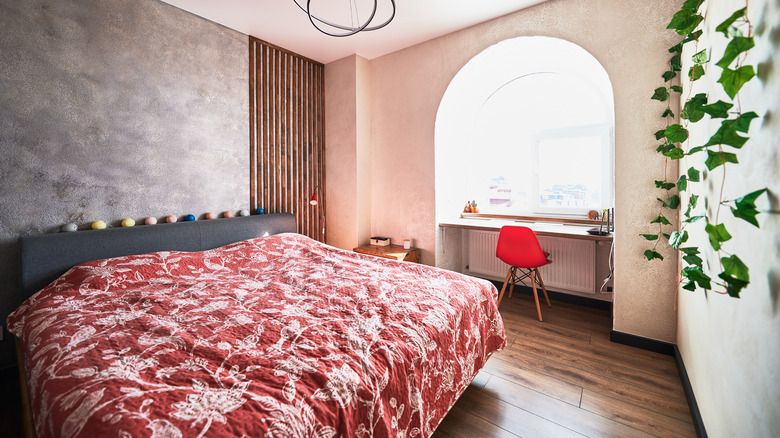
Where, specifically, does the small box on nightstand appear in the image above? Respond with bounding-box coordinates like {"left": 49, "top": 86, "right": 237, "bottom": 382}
{"left": 369, "top": 236, "right": 390, "bottom": 246}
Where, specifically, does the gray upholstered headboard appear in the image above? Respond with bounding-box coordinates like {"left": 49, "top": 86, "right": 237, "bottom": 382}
{"left": 18, "top": 213, "right": 296, "bottom": 301}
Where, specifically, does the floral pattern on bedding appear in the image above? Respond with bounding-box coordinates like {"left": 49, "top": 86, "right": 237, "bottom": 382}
{"left": 8, "top": 233, "right": 506, "bottom": 438}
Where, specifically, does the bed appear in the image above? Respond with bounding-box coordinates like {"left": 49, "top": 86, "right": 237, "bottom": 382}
{"left": 8, "top": 214, "right": 506, "bottom": 438}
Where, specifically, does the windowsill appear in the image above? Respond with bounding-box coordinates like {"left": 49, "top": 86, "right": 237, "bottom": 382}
{"left": 460, "top": 213, "right": 602, "bottom": 226}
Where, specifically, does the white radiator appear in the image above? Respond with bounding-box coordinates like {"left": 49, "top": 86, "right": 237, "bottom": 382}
{"left": 467, "top": 230, "right": 596, "bottom": 294}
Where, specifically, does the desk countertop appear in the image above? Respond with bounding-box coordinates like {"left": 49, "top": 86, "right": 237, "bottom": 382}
{"left": 438, "top": 218, "right": 613, "bottom": 242}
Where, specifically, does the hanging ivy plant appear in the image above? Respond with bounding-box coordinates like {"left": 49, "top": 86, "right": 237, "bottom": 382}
{"left": 643, "top": 0, "right": 767, "bottom": 298}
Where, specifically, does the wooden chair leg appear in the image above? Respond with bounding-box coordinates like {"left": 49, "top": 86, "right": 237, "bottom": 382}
{"left": 530, "top": 270, "right": 543, "bottom": 321}
{"left": 535, "top": 268, "right": 551, "bottom": 308}
{"left": 508, "top": 267, "right": 516, "bottom": 298}
{"left": 497, "top": 268, "right": 512, "bottom": 306}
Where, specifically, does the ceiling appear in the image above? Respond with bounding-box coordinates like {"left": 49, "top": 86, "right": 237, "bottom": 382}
{"left": 159, "top": 0, "right": 550, "bottom": 64}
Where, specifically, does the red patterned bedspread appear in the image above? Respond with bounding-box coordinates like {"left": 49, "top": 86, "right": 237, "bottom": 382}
{"left": 8, "top": 233, "right": 506, "bottom": 438}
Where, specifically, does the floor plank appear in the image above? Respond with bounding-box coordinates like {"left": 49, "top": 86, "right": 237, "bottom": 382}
{"left": 581, "top": 388, "right": 697, "bottom": 438}
{"left": 436, "top": 293, "right": 695, "bottom": 437}
{"left": 482, "top": 375, "right": 655, "bottom": 438}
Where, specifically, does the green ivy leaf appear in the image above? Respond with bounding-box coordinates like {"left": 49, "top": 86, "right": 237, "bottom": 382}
{"left": 655, "top": 180, "right": 677, "bottom": 190}
{"left": 705, "top": 221, "right": 732, "bottom": 251}
{"left": 654, "top": 129, "right": 667, "bottom": 140}
{"left": 662, "top": 108, "right": 675, "bottom": 118}
{"left": 688, "top": 145, "right": 708, "bottom": 155}
{"left": 677, "top": 175, "right": 688, "bottom": 192}
{"left": 657, "top": 197, "right": 669, "bottom": 208}
{"left": 684, "top": 194, "right": 700, "bottom": 217}
{"left": 716, "top": 37, "right": 755, "bottom": 69}
{"left": 682, "top": 93, "right": 707, "bottom": 122}
{"left": 668, "top": 11, "right": 704, "bottom": 35}
{"left": 704, "top": 120, "right": 748, "bottom": 148}
{"left": 682, "top": 29, "right": 703, "bottom": 44}
{"left": 669, "top": 195, "right": 681, "bottom": 209}
{"left": 682, "top": 265, "right": 711, "bottom": 290}
{"left": 682, "top": 215, "right": 705, "bottom": 224}
{"left": 663, "top": 71, "right": 677, "bottom": 82}
{"left": 692, "top": 49, "right": 708, "bottom": 64}
{"left": 719, "top": 255, "right": 750, "bottom": 297}
{"left": 664, "top": 147, "right": 686, "bottom": 159}
{"left": 687, "top": 167, "right": 701, "bottom": 182}
{"left": 669, "top": 42, "right": 683, "bottom": 54}
{"left": 681, "top": 247, "right": 703, "bottom": 267}
{"left": 715, "top": 7, "right": 746, "bottom": 37}
{"left": 669, "top": 230, "right": 689, "bottom": 249}
{"left": 705, "top": 150, "right": 739, "bottom": 170}
{"left": 701, "top": 100, "right": 733, "bottom": 118}
{"left": 719, "top": 272, "right": 749, "bottom": 297}
{"left": 651, "top": 215, "right": 672, "bottom": 225}
{"left": 670, "top": 85, "right": 683, "bottom": 93}
{"left": 671, "top": 53, "right": 682, "bottom": 72}
{"left": 735, "top": 188, "right": 767, "bottom": 208}
{"left": 652, "top": 87, "right": 670, "bottom": 102}
{"left": 722, "top": 255, "right": 750, "bottom": 282}
{"left": 718, "top": 65, "right": 755, "bottom": 99}
{"left": 665, "top": 124, "right": 689, "bottom": 143}
{"left": 734, "top": 111, "right": 759, "bottom": 133}
{"left": 644, "top": 250, "right": 664, "bottom": 261}
{"left": 681, "top": 0, "right": 703, "bottom": 12}
{"left": 641, "top": 234, "right": 660, "bottom": 241}
{"left": 689, "top": 193, "right": 699, "bottom": 209}
{"left": 730, "top": 188, "right": 768, "bottom": 227}
{"left": 657, "top": 143, "right": 674, "bottom": 153}
{"left": 689, "top": 64, "right": 705, "bottom": 81}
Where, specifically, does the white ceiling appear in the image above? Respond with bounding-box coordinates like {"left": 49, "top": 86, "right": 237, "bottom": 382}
{"left": 159, "top": 0, "right": 550, "bottom": 64}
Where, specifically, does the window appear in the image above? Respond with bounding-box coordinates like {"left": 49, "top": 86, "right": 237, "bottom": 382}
{"left": 436, "top": 37, "right": 614, "bottom": 220}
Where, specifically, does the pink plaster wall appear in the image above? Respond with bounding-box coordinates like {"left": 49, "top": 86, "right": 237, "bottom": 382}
{"left": 326, "top": 0, "right": 682, "bottom": 342}
{"left": 324, "top": 55, "right": 372, "bottom": 251}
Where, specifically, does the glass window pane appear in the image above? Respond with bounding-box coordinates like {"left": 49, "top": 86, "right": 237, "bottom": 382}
{"left": 537, "top": 136, "right": 602, "bottom": 210}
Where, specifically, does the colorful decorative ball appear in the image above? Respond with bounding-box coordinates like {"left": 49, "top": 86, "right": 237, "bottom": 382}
{"left": 145, "top": 217, "right": 157, "bottom": 225}
{"left": 239, "top": 209, "right": 250, "bottom": 217}
{"left": 121, "top": 218, "right": 135, "bottom": 227}
{"left": 223, "top": 211, "right": 234, "bottom": 218}
{"left": 61, "top": 223, "right": 78, "bottom": 232}
{"left": 255, "top": 208, "right": 265, "bottom": 215}
{"left": 184, "top": 214, "right": 195, "bottom": 221}
{"left": 91, "top": 220, "right": 107, "bottom": 230}
{"left": 205, "top": 212, "right": 216, "bottom": 220}
{"left": 166, "top": 215, "right": 177, "bottom": 223}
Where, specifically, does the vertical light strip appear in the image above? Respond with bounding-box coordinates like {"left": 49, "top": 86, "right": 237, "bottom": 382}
{"left": 249, "top": 38, "right": 325, "bottom": 241}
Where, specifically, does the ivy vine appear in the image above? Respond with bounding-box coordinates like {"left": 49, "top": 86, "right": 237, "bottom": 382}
{"left": 643, "top": 0, "right": 767, "bottom": 298}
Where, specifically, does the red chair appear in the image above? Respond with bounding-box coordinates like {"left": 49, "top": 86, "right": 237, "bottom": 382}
{"left": 495, "top": 226, "right": 552, "bottom": 321}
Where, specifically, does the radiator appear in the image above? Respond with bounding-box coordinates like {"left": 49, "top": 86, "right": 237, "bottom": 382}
{"left": 467, "top": 230, "right": 596, "bottom": 294}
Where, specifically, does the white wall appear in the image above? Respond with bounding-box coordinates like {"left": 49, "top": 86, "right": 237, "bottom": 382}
{"left": 676, "top": 0, "right": 780, "bottom": 436}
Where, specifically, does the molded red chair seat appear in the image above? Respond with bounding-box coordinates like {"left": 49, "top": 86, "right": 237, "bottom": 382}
{"left": 495, "top": 226, "right": 552, "bottom": 321}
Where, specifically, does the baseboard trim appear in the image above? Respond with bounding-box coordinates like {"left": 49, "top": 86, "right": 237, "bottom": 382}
{"left": 674, "top": 346, "right": 708, "bottom": 438}
{"left": 609, "top": 331, "right": 707, "bottom": 437}
{"left": 609, "top": 330, "right": 675, "bottom": 356}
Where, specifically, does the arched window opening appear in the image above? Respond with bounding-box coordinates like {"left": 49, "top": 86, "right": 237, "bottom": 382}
{"left": 436, "top": 37, "right": 614, "bottom": 221}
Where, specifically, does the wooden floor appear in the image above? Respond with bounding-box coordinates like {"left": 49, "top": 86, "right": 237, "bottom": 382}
{"left": 433, "top": 291, "right": 696, "bottom": 438}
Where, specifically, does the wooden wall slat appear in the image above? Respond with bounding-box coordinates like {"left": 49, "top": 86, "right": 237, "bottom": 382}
{"left": 249, "top": 37, "right": 325, "bottom": 241}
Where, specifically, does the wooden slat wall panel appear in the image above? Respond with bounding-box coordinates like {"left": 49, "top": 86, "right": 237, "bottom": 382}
{"left": 249, "top": 38, "right": 325, "bottom": 241}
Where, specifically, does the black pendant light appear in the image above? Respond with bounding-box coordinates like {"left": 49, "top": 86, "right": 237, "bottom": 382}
{"left": 293, "top": 0, "right": 396, "bottom": 37}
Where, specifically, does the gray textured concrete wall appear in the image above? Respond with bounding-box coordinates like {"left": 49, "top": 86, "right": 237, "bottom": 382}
{"left": 0, "top": 0, "right": 249, "bottom": 367}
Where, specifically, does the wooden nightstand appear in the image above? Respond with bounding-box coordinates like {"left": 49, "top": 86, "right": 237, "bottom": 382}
{"left": 353, "top": 244, "right": 420, "bottom": 263}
